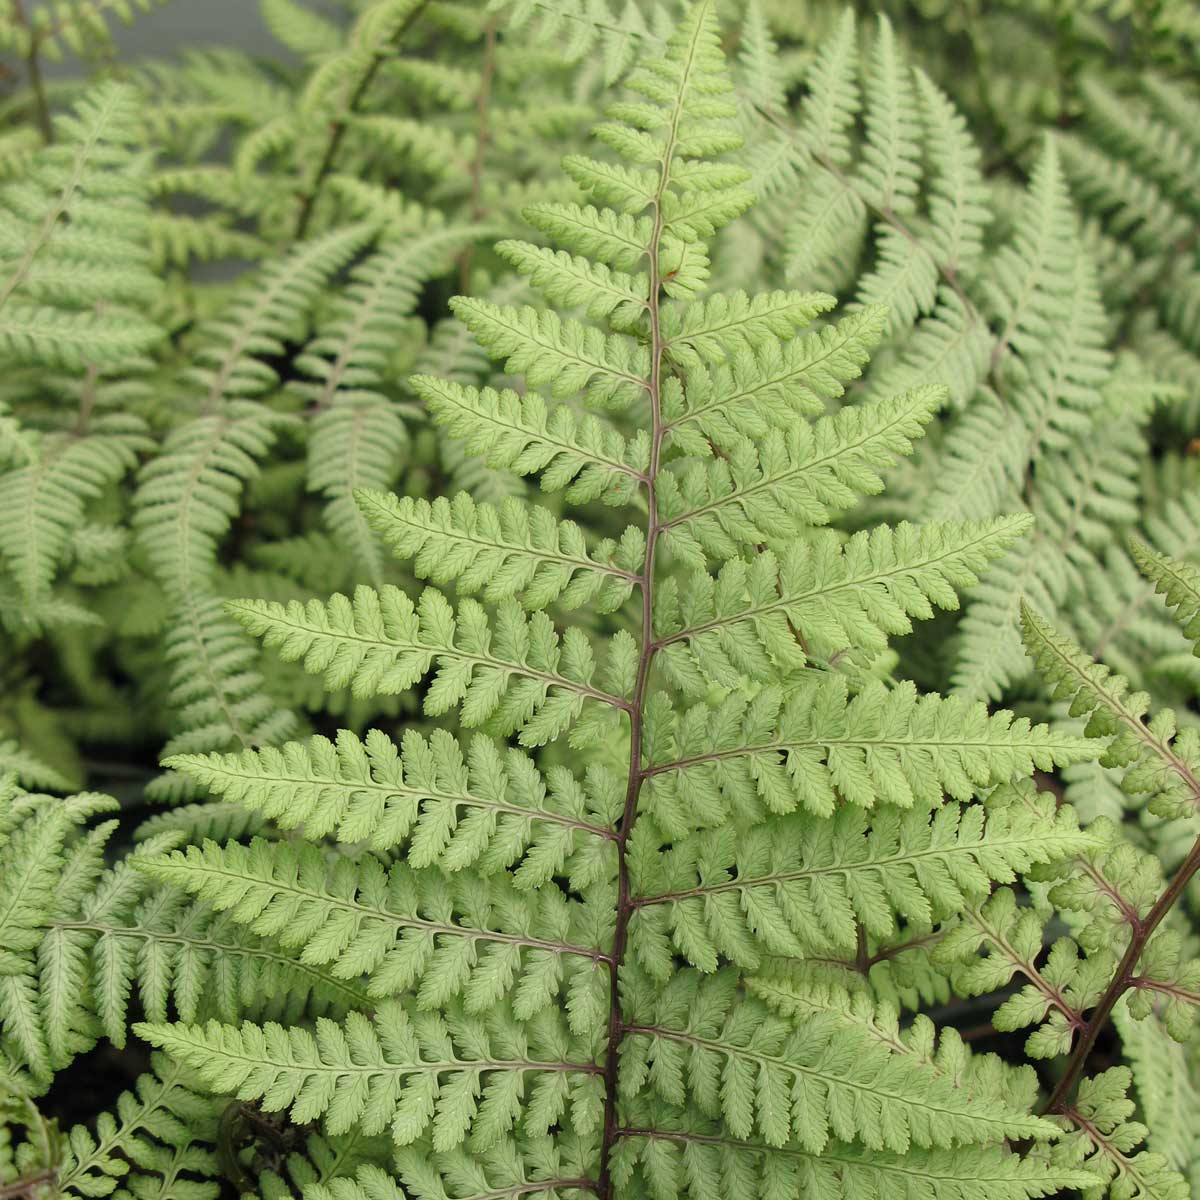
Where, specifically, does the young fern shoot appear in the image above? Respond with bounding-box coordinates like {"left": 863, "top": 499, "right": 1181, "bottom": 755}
{"left": 139, "top": 6, "right": 1098, "bottom": 1198}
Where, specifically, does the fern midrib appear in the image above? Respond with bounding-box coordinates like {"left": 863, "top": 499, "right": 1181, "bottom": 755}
{"left": 159, "top": 1026, "right": 600, "bottom": 1077}
{"left": 598, "top": 10, "right": 705, "bottom": 1195}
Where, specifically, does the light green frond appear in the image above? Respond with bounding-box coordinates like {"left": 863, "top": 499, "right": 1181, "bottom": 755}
{"left": 657, "top": 386, "right": 944, "bottom": 569}
{"left": 295, "top": 227, "right": 478, "bottom": 585}
{"left": 661, "top": 306, "right": 886, "bottom": 453}
{"left": 491, "top": 0, "right": 667, "bottom": 85}
{"left": 914, "top": 69, "right": 989, "bottom": 275}
{"left": 856, "top": 17, "right": 921, "bottom": 215}
{"left": 164, "top": 726, "right": 618, "bottom": 889}
{"left": 862, "top": 287, "right": 991, "bottom": 409}
{"left": 260, "top": 0, "right": 344, "bottom": 56}
{"left": 0, "top": 81, "right": 163, "bottom": 369}
{"left": 53, "top": 1054, "right": 224, "bottom": 1200}
{"left": 230, "top": 586, "right": 632, "bottom": 747}
{"left": 985, "top": 137, "right": 1080, "bottom": 369}
{"left": 449, "top": 297, "right": 649, "bottom": 411}
{"left": 356, "top": 489, "right": 642, "bottom": 614}
{"left": 621, "top": 970, "right": 1058, "bottom": 1153}
{"left": 854, "top": 225, "right": 938, "bottom": 338}
{"left": 626, "top": 789, "right": 1096, "bottom": 976}
{"left": 136, "top": 1001, "right": 601, "bottom": 1151}
{"left": 496, "top": 238, "right": 648, "bottom": 326}
{"left": 644, "top": 677, "right": 1094, "bottom": 825}
{"left": 1114, "top": 1003, "right": 1200, "bottom": 1188}
{"left": 136, "top": 839, "right": 612, "bottom": 1030}
{"left": 1020, "top": 603, "right": 1200, "bottom": 818}
{"left": 0, "top": 742, "right": 70, "bottom": 792}
{"left": 654, "top": 517, "right": 1031, "bottom": 688}
{"left": 795, "top": 10, "right": 859, "bottom": 166}
{"left": 48, "top": 874, "right": 368, "bottom": 1047}
{"left": 155, "top": 591, "right": 298, "bottom": 759}
{"left": 1128, "top": 542, "right": 1200, "bottom": 654}
{"left": 0, "top": 789, "right": 118, "bottom": 1077}
{"left": 1047, "top": 1068, "right": 1190, "bottom": 1200}
{"left": 409, "top": 376, "right": 648, "bottom": 508}
{"left": 183, "top": 224, "right": 373, "bottom": 409}
{"left": 660, "top": 290, "right": 833, "bottom": 371}
{"left": 614, "top": 1127, "right": 1091, "bottom": 1200}
{"left": 0, "top": 415, "right": 149, "bottom": 620}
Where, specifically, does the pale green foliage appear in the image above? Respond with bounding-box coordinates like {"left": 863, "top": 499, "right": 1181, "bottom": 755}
{"left": 0, "top": 3, "right": 1197, "bottom": 1200}
{"left": 1020, "top": 601, "right": 1200, "bottom": 820}
{"left": 0, "top": 82, "right": 162, "bottom": 368}
{"left": 153, "top": 6, "right": 1097, "bottom": 1197}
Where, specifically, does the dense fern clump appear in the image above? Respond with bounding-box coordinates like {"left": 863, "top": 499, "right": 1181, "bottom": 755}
{"left": 2, "top": 3, "right": 1200, "bottom": 1200}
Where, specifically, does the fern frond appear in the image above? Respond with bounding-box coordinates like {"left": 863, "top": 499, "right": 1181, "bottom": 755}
{"left": 163, "top": 727, "right": 618, "bottom": 889}
{"left": 53, "top": 1054, "right": 223, "bottom": 1200}
{"left": 657, "top": 386, "right": 943, "bottom": 569}
{"left": 0, "top": 415, "right": 150, "bottom": 621}
{"left": 661, "top": 305, "right": 886, "bottom": 453}
{"left": 448, "top": 298, "right": 650, "bottom": 412}
{"left": 857, "top": 17, "right": 921, "bottom": 216}
{"left": 654, "top": 517, "right": 1031, "bottom": 688}
{"left": 1020, "top": 603, "right": 1200, "bottom": 818}
{"left": 1047, "top": 1068, "right": 1191, "bottom": 1200}
{"left": 136, "top": 1001, "right": 602, "bottom": 1151}
{"left": 644, "top": 678, "right": 1094, "bottom": 825}
{"left": 137, "top": 838, "right": 613, "bottom": 1030}
{"left": 660, "top": 290, "right": 832, "bottom": 371}
{"left": 626, "top": 788, "right": 1097, "bottom": 977}
{"left": 614, "top": 1125, "right": 1090, "bottom": 1200}
{"left": 1128, "top": 541, "right": 1200, "bottom": 654}
{"left": 0, "top": 81, "right": 162, "bottom": 368}
{"left": 356, "top": 490, "right": 642, "bottom": 614}
{"left": 410, "top": 377, "right": 648, "bottom": 508}
{"left": 0, "top": 788, "right": 118, "bottom": 1077}
{"left": 230, "top": 587, "right": 633, "bottom": 748}
{"left": 620, "top": 969, "right": 1058, "bottom": 1153}
{"left": 294, "top": 227, "right": 478, "bottom": 584}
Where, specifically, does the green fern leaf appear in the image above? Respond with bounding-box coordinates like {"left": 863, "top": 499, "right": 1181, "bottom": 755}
{"left": 356, "top": 489, "right": 642, "bottom": 613}
{"left": 136, "top": 1002, "right": 601, "bottom": 1151}
{"left": 163, "top": 727, "right": 618, "bottom": 888}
